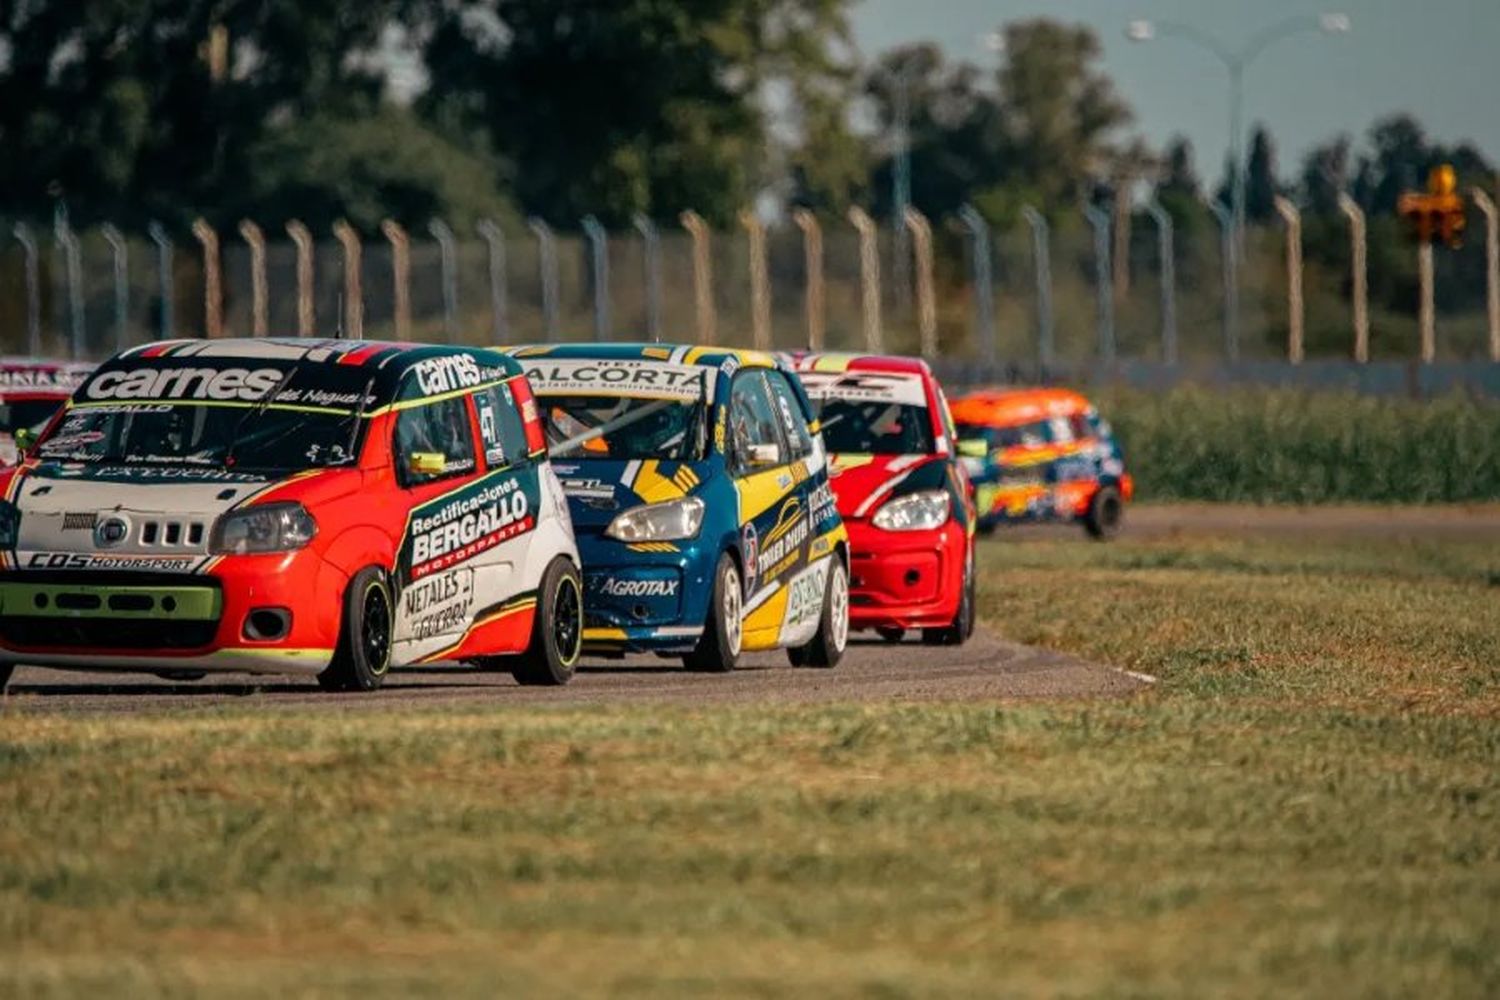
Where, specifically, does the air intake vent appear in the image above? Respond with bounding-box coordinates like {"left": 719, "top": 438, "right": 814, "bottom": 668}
{"left": 62, "top": 512, "right": 96, "bottom": 531}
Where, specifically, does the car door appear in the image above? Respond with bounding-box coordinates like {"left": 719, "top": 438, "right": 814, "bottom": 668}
{"left": 388, "top": 388, "right": 485, "bottom": 660}
{"left": 761, "top": 368, "right": 835, "bottom": 645}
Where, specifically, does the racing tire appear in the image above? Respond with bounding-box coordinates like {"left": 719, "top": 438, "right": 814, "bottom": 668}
{"left": 0, "top": 663, "right": 13, "bottom": 690}
{"left": 683, "top": 553, "right": 742, "bottom": 673}
{"left": 317, "top": 567, "right": 394, "bottom": 692}
{"left": 876, "top": 626, "right": 905, "bottom": 644}
{"left": 922, "top": 548, "right": 976, "bottom": 646}
{"left": 787, "top": 557, "right": 849, "bottom": 669}
{"left": 511, "top": 558, "right": 584, "bottom": 686}
{"left": 1083, "top": 485, "right": 1124, "bottom": 541}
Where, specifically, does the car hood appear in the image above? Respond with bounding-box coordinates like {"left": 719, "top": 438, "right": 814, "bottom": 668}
{"left": 826, "top": 453, "right": 947, "bottom": 520}
{"left": 549, "top": 458, "right": 712, "bottom": 531}
{"left": 5, "top": 462, "right": 339, "bottom": 567}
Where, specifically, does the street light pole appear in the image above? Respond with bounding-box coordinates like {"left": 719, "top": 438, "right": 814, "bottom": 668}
{"left": 1126, "top": 14, "right": 1349, "bottom": 244}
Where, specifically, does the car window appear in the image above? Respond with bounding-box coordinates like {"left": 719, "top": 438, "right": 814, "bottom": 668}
{"left": 474, "top": 380, "right": 530, "bottom": 469}
{"left": 394, "top": 396, "right": 477, "bottom": 487}
{"left": 1048, "top": 416, "right": 1074, "bottom": 444}
{"left": 762, "top": 370, "right": 814, "bottom": 460}
{"left": 727, "top": 371, "right": 783, "bottom": 472}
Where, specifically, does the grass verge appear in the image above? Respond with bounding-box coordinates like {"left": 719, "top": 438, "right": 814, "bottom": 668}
{"left": 2, "top": 524, "right": 1498, "bottom": 997}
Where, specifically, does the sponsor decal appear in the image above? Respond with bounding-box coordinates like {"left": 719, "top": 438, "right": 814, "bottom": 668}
{"left": 0, "top": 367, "right": 86, "bottom": 391}
{"left": 84, "top": 366, "right": 284, "bottom": 402}
{"left": 401, "top": 467, "right": 540, "bottom": 581}
{"left": 524, "top": 360, "right": 708, "bottom": 401}
{"left": 400, "top": 567, "right": 475, "bottom": 641}
{"left": 598, "top": 577, "right": 679, "bottom": 598}
{"left": 755, "top": 499, "right": 810, "bottom": 588}
{"left": 24, "top": 552, "right": 198, "bottom": 571}
{"left": 796, "top": 371, "right": 927, "bottom": 407}
{"left": 808, "top": 482, "right": 837, "bottom": 525}
{"left": 559, "top": 477, "right": 615, "bottom": 500}
{"left": 33, "top": 463, "right": 270, "bottom": 485}
{"left": 739, "top": 521, "right": 759, "bottom": 596}
{"left": 783, "top": 564, "right": 825, "bottom": 628}
{"left": 413, "top": 354, "right": 484, "bottom": 396}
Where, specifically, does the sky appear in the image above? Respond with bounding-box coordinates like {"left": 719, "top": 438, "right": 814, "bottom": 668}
{"left": 849, "top": 0, "right": 1500, "bottom": 180}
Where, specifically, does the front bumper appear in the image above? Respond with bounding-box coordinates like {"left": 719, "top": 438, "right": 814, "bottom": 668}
{"left": 576, "top": 534, "right": 714, "bottom": 652}
{"left": 0, "top": 550, "right": 349, "bottom": 674}
{"left": 844, "top": 517, "right": 966, "bottom": 630}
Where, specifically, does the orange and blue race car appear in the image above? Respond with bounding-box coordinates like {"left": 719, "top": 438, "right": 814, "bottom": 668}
{"left": 950, "top": 387, "right": 1132, "bottom": 539}
{"left": 791, "top": 352, "right": 976, "bottom": 645}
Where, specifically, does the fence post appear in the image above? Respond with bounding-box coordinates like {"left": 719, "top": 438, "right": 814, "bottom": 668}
{"left": 1472, "top": 188, "right": 1500, "bottom": 362}
{"left": 147, "top": 221, "right": 174, "bottom": 341}
{"left": 1417, "top": 241, "right": 1435, "bottom": 364}
{"left": 55, "top": 218, "right": 85, "bottom": 357}
{"left": 11, "top": 225, "right": 41, "bottom": 355}
{"left": 847, "top": 207, "right": 883, "bottom": 352}
{"left": 1273, "top": 196, "right": 1305, "bottom": 364}
{"left": 1144, "top": 201, "right": 1177, "bottom": 364}
{"left": 1207, "top": 202, "right": 1239, "bottom": 361}
{"left": 678, "top": 210, "right": 716, "bottom": 344}
{"left": 428, "top": 219, "right": 458, "bottom": 342}
{"left": 740, "top": 210, "right": 772, "bottom": 350}
{"left": 100, "top": 225, "right": 130, "bottom": 351}
{"left": 1336, "top": 193, "right": 1369, "bottom": 363}
{"left": 1083, "top": 203, "right": 1115, "bottom": 366}
{"left": 528, "top": 218, "right": 560, "bottom": 342}
{"left": 1020, "top": 206, "right": 1053, "bottom": 367}
{"left": 285, "top": 220, "right": 314, "bottom": 336}
{"left": 380, "top": 220, "right": 412, "bottom": 341}
{"left": 957, "top": 204, "right": 996, "bottom": 366}
{"left": 191, "top": 219, "right": 223, "bottom": 339}
{"left": 791, "top": 210, "right": 825, "bottom": 351}
{"left": 332, "top": 220, "right": 363, "bottom": 339}
{"left": 476, "top": 220, "right": 509, "bottom": 344}
{"left": 632, "top": 214, "right": 662, "bottom": 342}
{"left": 904, "top": 208, "right": 937, "bottom": 360}
{"left": 238, "top": 220, "right": 268, "bottom": 337}
{"left": 581, "top": 215, "right": 610, "bottom": 341}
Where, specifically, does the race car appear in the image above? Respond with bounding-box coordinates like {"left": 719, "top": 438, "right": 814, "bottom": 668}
{"left": 950, "top": 387, "right": 1132, "bottom": 539}
{"left": 791, "top": 352, "right": 976, "bottom": 645}
{"left": 510, "top": 343, "right": 849, "bottom": 672}
{"left": 0, "top": 358, "right": 94, "bottom": 466}
{"left": 0, "top": 338, "right": 582, "bottom": 691}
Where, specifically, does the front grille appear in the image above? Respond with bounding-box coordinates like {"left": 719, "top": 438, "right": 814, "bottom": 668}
{"left": 0, "top": 616, "right": 218, "bottom": 649}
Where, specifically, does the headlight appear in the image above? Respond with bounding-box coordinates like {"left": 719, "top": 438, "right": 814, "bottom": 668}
{"left": 211, "top": 502, "right": 317, "bottom": 555}
{"left": 0, "top": 500, "right": 19, "bottom": 548}
{"left": 872, "top": 489, "right": 950, "bottom": 531}
{"left": 604, "top": 496, "right": 704, "bottom": 543}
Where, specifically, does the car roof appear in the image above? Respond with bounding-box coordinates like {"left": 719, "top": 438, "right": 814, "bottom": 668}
{"left": 507, "top": 342, "right": 781, "bottom": 371}
{"left": 949, "top": 386, "right": 1094, "bottom": 427}
{"left": 789, "top": 351, "right": 932, "bottom": 377}
{"left": 114, "top": 338, "right": 517, "bottom": 375}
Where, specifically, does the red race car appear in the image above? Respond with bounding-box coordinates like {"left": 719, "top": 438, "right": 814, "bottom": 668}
{"left": 791, "top": 352, "right": 975, "bottom": 645}
{"left": 0, "top": 339, "right": 583, "bottom": 691}
{"left": 0, "top": 359, "right": 94, "bottom": 466}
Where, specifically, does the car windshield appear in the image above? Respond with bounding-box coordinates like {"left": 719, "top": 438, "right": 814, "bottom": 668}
{"left": 35, "top": 403, "right": 363, "bottom": 472}
{"left": 816, "top": 400, "right": 934, "bottom": 454}
{"left": 958, "top": 420, "right": 1052, "bottom": 450}
{"left": 0, "top": 399, "right": 67, "bottom": 434}
{"left": 538, "top": 394, "right": 707, "bottom": 461}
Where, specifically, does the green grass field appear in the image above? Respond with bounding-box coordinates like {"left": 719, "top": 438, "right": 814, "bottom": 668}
{"left": 3, "top": 518, "right": 1498, "bottom": 997}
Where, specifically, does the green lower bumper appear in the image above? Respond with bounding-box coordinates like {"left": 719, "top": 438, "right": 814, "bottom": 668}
{"left": 0, "top": 582, "right": 222, "bottom": 620}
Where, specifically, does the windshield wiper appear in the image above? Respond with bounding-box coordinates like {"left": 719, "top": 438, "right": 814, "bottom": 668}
{"left": 224, "top": 363, "right": 299, "bottom": 469}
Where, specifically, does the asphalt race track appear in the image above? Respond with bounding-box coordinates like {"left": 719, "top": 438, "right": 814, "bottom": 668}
{"left": 0, "top": 629, "right": 1143, "bottom": 714}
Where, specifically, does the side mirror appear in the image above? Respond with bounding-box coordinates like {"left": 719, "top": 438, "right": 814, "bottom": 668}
{"left": 13, "top": 427, "right": 37, "bottom": 453}
{"left": 957, "top": 438, "right": 988, "bottom": 459}
{"left": 407, "top": 451, "right": 447, "bottom": 476}
{"left": 743, "top": 442, "right": 782, "bottom": 470}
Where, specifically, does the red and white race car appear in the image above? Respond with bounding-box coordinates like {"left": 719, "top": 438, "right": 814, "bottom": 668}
{"left": 0, "top": 339, "right": 582, "bottom": 691}
{"left": 0, "top": 359, "right": 94, "bottom": 465}
{"left": 791, "top": 352, "right": 976, "bottom": 645}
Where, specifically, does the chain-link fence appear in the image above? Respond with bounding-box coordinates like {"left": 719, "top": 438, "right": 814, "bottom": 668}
{"left": 2, "top": 209, "right": 1496, "bottom": 369}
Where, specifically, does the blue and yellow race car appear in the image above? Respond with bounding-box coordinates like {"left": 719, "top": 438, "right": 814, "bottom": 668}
{"left": 508, "top": 343, "right": 849, "bottom": 671}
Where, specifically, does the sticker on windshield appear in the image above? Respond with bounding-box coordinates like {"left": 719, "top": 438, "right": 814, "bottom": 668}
{"left": 796, "top": 371, "right": 927, "bottom": 407}
{"left": 522, "top": 360, "right": 710, "bottom": 401}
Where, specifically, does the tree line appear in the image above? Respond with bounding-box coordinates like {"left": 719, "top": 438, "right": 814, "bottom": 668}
{"left": 1, "top": 0, "right": 1492, "bottom": 247}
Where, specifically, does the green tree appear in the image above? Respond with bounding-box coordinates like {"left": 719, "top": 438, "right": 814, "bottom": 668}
{"left": 1243, "top": 124, "right": 1280, "bottom": 221}
{"left": 415, "top": 0, "right": 856, "bottom": 226}
{"left": 1298, "top": 134, "right": 1352, "bottom": 217}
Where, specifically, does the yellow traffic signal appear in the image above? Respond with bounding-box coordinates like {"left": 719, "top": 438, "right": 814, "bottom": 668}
{"left": 1399, "top": 164, "right": 1465, "bottom": 248}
